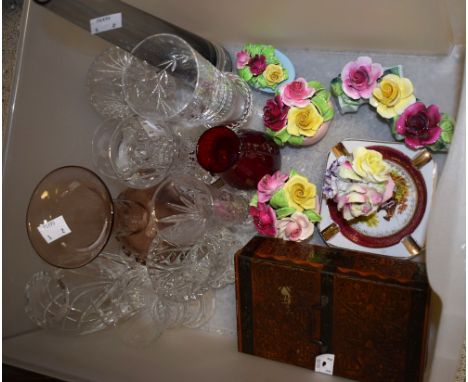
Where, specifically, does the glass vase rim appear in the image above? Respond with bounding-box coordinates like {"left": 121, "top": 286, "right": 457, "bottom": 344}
{"left": 125, "top": 33, "right": 204, "bottom": 122}
{"left": 25, "top": 165, "right": 115, "bottom": 270}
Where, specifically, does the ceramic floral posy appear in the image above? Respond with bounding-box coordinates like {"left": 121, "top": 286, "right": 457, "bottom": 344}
{"left": 263, "top": 78, "right": 334, "bottom": 146}
{"left": 330, "top": 56, "right": 455, "bottom": 152}
{"left": 249, "top": 170, "right": 321, "bottom": 242}
{"left": 236, "top": 44, "right": 289, "bottom": 91}
{"left": 323, "top": 146, "right": 395, "bottom": 221}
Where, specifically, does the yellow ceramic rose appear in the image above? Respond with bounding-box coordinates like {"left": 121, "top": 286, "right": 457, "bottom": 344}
{"left": 352, "top": 147, "right": 390, "bottom": 183}
{"left": 283, "top": 174, "right": 316, "bottom": 212}
{"left": 369, "top": 74, "right": 416, "bottom": 119}
{"left": 287, "top": 104, "right": 323, "bottom": 137}
{"left": 263, "top": 64, "right": 285, "bottom": 86}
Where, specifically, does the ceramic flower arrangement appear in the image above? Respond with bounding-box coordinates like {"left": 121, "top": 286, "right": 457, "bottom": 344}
{"left": 330, "top": 57, "right": 455, "bottom": 152}
{"left": 236, "top": 44, "right": 289, "bottom": 91}
{"left": 323, "top": 147, "right": 395, "bottom": 221}
{"left": 262, "top": 78, "right": 334, "bottom": 146}
{"left": 249, "top": 170, "right": 321, "bottom": 242}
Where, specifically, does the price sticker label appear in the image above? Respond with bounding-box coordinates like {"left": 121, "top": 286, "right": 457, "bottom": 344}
{"left": 90, "top": 13, "right": 122, "bottom": 35}
{"left": 37, "top": 216, "right": 72, "bottom": 244}
{"left": 315, "top": 354, "right": 335, "bottom": 375}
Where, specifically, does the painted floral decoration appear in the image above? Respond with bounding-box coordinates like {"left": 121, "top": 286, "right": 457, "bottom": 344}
{"left": 330, "top": 57, "right": 455, "bottom": 152}
{"left": 236, "top": 44, "right": 288, "bottom": 90}
{"left": 263, "top": 79, "right": 334, "bottom": 146}
{"left": 323, "top": 147, "right": 395, "bottom": 221}
{"left": 250, "top": 169, "right": 321, "bottom": 242}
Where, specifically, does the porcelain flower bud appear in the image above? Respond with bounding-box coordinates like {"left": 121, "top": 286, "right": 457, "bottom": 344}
{"left": 279, "top": 78, "right": 315, "bottom": 107}
{"left": 257, "top": 171, "right": 289, "bottom": 203}
{"left": 236, "top": 50, "right": 250, "bottom": 69}
{"left": 287, "top": 104, "right": 323, "bottom": 138}
{"left": 277, "top": 212, "right": 315, "bottom": 241}
{"left": 336, "top": 181, "right": 395, "bottom": 221}
{"left": 283, "top": 174, "right": 317, "bottom": 212}
{"left": 248, "top": 54, "right": 267, "bottom": 76}
{"left": 369, "top": 74, "right": 416, "bottom": 119}
{"left": 352, "top": 147, "right": 390, "bottom": 183}
{"left": 249, "top": 203, "right": 277, "bottom": 237}
{"left": 396, "top": 102, "right": 442, "bottom": 149}
{"left": 341, "top": 56, "right": 383, "bottom": 100}
{"left": 263, "top": 96, "right": 290, "bottom": 132}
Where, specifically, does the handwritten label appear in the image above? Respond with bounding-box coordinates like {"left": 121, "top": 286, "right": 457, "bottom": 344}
{"left": 37, "top": 216, "right": 72, "bottom": 244}
{"left": 315, "top": 354, "right": 334, "bottom": 375}
{"left": 90, "top": 13, "right": 122, "bottom": 35}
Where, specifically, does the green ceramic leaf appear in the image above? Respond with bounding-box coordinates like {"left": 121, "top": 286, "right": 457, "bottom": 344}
{"left": 311, "top": 96, "right": 333, "bottom": 121}
{"left": 304, "top": 209, "right": 322, "bottom": 223}
{"left": 287, "top": 135, "right": 305, "bottom": 146}
{"left": 273, "top": 137, "right": 284, "bottom": 146}
{"left": 289, "top": 169, "right": 299, "bottom": 177}
{"left": 273, "top": 127, "right": 291, "bottom": 143}
{"left": 382, "top": 65, "right": 403, "bottom": 78}
{"left": 249, "top": 193, "right": 258, "bottom": 207}
{"left": 270, "top": 188, "right": 289, "bottom": 209}
{"left": 282, "top": 68, "right": 289, "bottom": 80}
{"left": 427, "top": 140, "right": 448, "bottom": 153}
{"left": 244, "top": 44, "right": 261, "bottom": 56}
{"left": 256, "top": 75, "right": 268, "bottom": 88}
{"left": 275, "top": 207, "right": 296, "bottom": 219}
{"left": 439, "top": 113, "right": 455, "bottom": 143}
{"left": 261, "top": 45, "right": 275, "bottom": 58}
{"left": 308, "top": 81, "right": 325, "bottom": 92}
{"left": 239, "top": 67, "right": 253, "bottom": 82}
{"left": 330, "top": 77, "right": 344, "bottom": 97}
{"left": 389, "top": 118, "right": 405, "bottom": 141}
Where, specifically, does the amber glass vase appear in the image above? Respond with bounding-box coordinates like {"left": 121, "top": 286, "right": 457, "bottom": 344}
{"left": 26, "top": 166, "right": 149, "bottom": 269}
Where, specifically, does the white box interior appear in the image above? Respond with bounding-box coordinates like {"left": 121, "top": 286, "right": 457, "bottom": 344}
{"left": 3, "top": 1, "right": 465, "bottom": 381}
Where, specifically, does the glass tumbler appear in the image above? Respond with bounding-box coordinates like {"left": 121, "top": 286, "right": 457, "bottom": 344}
{"left": 92, "top": 116, "right": 181, "bottom": 189}
{"left": 122, "top": 34, "right": 252, "bottom": 136}
{"left": 92, "top": 116, "right": 215, "bottom": 189}
{"left": 196, "top": 126, "right": 281, "bottom": 189}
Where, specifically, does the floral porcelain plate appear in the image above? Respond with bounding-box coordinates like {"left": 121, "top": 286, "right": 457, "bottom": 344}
{"left": 318, "top": 139, "right": 436, "bottom": 258}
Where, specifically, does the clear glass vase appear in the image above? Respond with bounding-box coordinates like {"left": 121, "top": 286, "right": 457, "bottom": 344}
{"left": 122, "top": 34, "right": 252, "bottom": 137}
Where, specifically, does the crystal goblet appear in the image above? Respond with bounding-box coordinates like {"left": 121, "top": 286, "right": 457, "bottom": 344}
{"left": 123, "top": 33, "right": 252, "bottom": 137}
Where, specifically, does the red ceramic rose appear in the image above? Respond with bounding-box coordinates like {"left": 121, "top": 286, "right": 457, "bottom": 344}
{"left": 248, "top": 54, "right": 267, "bottom": 76}
{"left": 263, "top": 96, "right": 290, "bottom": 131}
{"left": 396, "top": 102, "right": 442, "bottom": 149}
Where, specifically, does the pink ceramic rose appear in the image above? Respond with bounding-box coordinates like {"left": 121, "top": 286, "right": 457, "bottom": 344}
{"left": 396, "top": 102, "right": 442, "bottom": 149}
{"left": 236, "top": 50, "right": 250, "bottom": 69}
{"left": 279, "top": 78, "right": 315, "bottom": 107}
{"left": 257, "top": 171, "right": 289, "bottom": 203}
{"left": 276, "top": 212, "right": 314, "bottom": 241}
{"left": 249, "top": 203, "right": 277, "bottom": 237}
{"left": 341, "top": 56, "right": 383, "bottom": 100}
